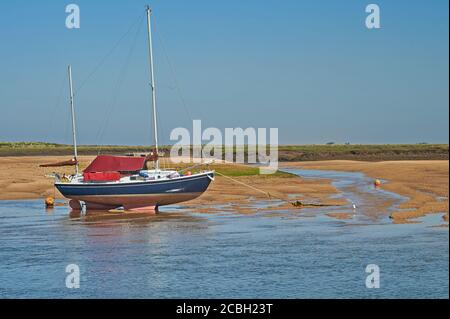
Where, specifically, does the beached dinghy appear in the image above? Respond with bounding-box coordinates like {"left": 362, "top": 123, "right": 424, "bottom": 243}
{"left": 53, "top": 7, "right": 214, "bottom": 212}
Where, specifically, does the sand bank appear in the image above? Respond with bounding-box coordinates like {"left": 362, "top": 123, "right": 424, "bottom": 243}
{"left": 0, "top": 156, "right": 96, "bottom": 200}
{"left": 282, "top": 160, "right": 449, "bottom": 224}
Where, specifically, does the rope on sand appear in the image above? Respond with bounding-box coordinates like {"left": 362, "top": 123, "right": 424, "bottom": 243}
{"left": 215, "top": 171, "right": 272, "bottom": 199}
{"left": 178, "top": 160, "right": 338, "bottom": 208}
{"left": 214, "top": 170, "right": 336, "bottom": 208}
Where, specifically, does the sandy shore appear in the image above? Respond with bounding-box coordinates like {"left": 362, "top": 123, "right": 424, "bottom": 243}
{"left": 0, "top": 157, "right": 448, "bottom": 223}
{"left": 0, "top": 156, "right": 97, "bottom": 200}
{"left": 282, "top": 160, "right": 449, "bottom": 224}
{"left": 0, "top": 156, "right": 344, "bottom": 212}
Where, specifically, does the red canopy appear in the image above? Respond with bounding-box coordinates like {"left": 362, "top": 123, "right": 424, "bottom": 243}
{"left": 83, "top": 171, "right": 121, "bottom": 181}
{"left": 84, "top": 155, "right": 146, "bottom": 173}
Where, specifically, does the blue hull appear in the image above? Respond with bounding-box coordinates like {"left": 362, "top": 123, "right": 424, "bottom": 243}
{"left": 55, "top": 171, "right": 214, "bottom": 210}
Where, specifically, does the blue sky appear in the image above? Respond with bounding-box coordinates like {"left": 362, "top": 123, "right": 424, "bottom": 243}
{"left": 0, "top": 0, "right": 448, "bottom": 145}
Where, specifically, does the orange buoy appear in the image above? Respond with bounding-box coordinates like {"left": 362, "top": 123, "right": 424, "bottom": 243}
{"left": 45, "top": 197, "right": 55, "bottom": 207}
{"left": 374, "top": 179, "right": 382, "bottom": 187}
{"left": 185, "top": 171, "right": 192, "bottom": 176}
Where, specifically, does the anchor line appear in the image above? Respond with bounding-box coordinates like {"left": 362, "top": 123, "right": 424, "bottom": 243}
{"left": 175, "top": 160, "right": 338, "bottom": 208}
{"left": 214, "top": 169, "right": 338, "bottom": 208}
{"left": 214, "top": 171, "right": 272, "bottom": 199}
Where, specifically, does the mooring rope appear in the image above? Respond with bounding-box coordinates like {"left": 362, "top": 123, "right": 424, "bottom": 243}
{"left": 175, "top": 161, "right": 338, "bottom": 208}
{"left": 215, "top": 171, "right": 273, "bottom": 199}
{"left": 214, "top": 169, "right": 338, "bottom": 208}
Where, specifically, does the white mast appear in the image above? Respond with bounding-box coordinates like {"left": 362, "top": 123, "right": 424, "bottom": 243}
{"left": 145, "top": 5, "right": 160, "bottom": 171}
{"left": 68, "top": 65, "right": 79, "bottom": 175}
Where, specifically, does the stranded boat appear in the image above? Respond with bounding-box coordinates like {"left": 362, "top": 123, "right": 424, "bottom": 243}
{"left": 56, "top": 155, "right": 214, "bottom": 211}
{"left": 46, "top": 6, "right": 214, "bottom": 211}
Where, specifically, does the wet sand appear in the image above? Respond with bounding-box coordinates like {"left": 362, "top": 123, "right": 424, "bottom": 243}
{"left": 325, "top": 212, "right": 353, "bottom": 220}
{"left": 184, "top": 170, "right": 347, "bottom": 213}
{"left": 282, "top": 160, "right": 449, "bottom": 223}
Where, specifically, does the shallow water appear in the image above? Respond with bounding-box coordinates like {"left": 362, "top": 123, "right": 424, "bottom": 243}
{"left": 0, "top": 169, "right": 448, "bottom": 298}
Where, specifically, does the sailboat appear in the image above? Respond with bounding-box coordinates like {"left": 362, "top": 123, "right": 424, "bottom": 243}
{"left": 51, "top": 6, "right": 214, "bottom": 212}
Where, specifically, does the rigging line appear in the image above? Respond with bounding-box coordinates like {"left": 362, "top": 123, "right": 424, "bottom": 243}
{"left": 214, "top": 171, "right": 272, "bottom": 199}
{"left": 141, "top": 16, "right": 167, "bottom": 155}
{"left": 151, "top": 18, "right": 187, "bottom": 158}
{"left": 96, "top": 14, "right": 145, "bottom": 153}
{"left": 153, "top": 16, "right": 194, "bottom": 122}
{"left": 155, "top": 104, "right": 166, "bottom": 154}
{"left": 215, "top": 169, "right": 339, "bottom": 208}
{"left": 43, "top": 70, "right": 67, "bottom": 143}
{"left": 74, "top": 12, "right": 145, "bottom": 94}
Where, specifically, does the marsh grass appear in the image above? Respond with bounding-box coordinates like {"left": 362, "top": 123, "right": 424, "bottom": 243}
{"left": 0, "top": 142, "right": 448, "bottom": 161}
{"left": 161, "top": 160, "right": 293, "bottom": 178}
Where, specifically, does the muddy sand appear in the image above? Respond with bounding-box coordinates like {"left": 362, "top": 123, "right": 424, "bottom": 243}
{"left": 282, "top": 160, "right": 449, "bottom": 224}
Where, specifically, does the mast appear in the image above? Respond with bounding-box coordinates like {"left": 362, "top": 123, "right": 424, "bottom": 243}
{"left": 68, "top": 65, "right": 79, "bottom": 175}
{"left": 145, "top": 5, "right": 160, "bottom": 170}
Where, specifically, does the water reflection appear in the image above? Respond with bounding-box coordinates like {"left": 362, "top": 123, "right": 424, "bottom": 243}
{"left": 68, "top": 209, "right": 201, "bottom": 224}
{"left": 0, "top": 168, "right": 447, "bottom": 298}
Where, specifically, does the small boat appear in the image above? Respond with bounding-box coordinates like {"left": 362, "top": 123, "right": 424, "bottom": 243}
{"left": 51, "top": 6, "right": 214, "bottom": 212}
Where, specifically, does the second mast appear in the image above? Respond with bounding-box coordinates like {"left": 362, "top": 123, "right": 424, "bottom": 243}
{"left": 145, "top": 5, "right": 160, "bottom": 170}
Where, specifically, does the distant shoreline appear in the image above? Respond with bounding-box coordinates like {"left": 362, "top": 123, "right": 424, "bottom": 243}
{"left": 0, "top": 142, "right": 448, "bottom": 161}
